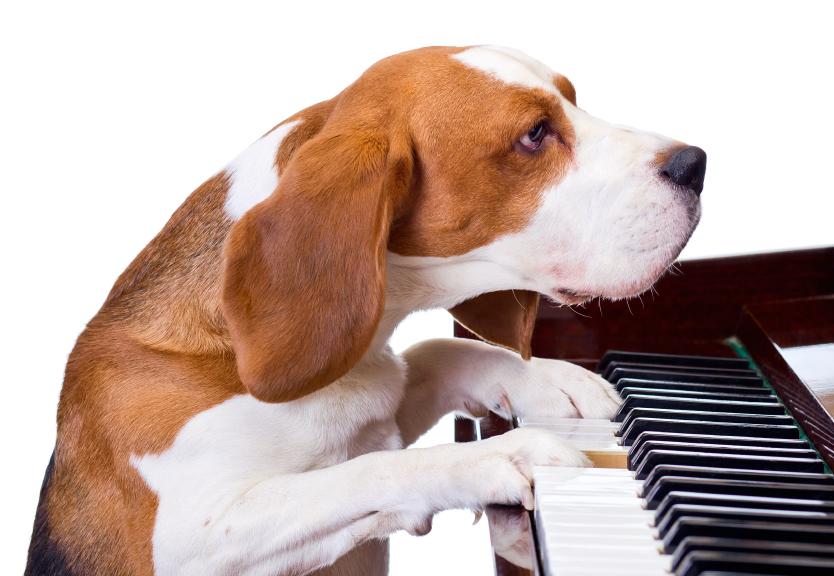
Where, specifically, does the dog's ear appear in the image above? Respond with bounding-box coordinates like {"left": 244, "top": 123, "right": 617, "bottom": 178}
{"left": 222, "top": 125, "right": 412, "bottom": 403}
{"left": 555, "top": 75, "right": 577, "bottom": 106}
{"left": 450, "top": 290, "right": 540, "bottom": 359}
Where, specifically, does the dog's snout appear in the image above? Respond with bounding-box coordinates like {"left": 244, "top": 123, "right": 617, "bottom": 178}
{"left": 660, "top": 146, "right": 707, "bottom": 195}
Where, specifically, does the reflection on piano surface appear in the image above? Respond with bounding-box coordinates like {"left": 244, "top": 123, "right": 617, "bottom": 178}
{"left": 454, "top": 247, "right": 834, "bottom": 576}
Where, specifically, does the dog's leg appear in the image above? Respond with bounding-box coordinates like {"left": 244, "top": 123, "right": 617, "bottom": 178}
{"left": 187, "top": 427, "right": 587, "bottom": 576}
{"left": 397, "top": 338, "right": 621, "bottom": 446}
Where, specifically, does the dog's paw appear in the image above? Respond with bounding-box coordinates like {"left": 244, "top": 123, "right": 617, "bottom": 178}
{"left": 501, "top": 358, "right": 621, "bottom": 420}
{"left": 458, "top": 427, "right": 590, "bottom": 511}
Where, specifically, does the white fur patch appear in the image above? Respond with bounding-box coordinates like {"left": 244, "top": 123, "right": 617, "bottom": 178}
{"left": 223, "top": 120, "right": 301, "bottom": 220}
{"left": 453, "top": 45, "right": 558, "bottom": 94}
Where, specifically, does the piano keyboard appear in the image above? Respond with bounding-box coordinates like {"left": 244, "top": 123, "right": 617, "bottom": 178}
{"left": 525, "top": 350, "right": 834, "bottom": 576}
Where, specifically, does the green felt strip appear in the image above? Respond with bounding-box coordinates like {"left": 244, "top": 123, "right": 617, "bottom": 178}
{"left": 726, "top": 336, "right": 832, "bottom": 475}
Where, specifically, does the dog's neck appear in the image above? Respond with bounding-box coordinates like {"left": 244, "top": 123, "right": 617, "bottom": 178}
{"left": 385, "top": 250, "right": 524, "bottom": 309}
{"left": 373, "top": 250, "right": 525, "bottom": 355}
{"left": 100, "top": 174, "right": 233, "bottom": 355}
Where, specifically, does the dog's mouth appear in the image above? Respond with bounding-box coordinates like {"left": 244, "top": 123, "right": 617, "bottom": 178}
{"left": 554, "top": 287, "right": 595, "bottom": 305}
{"left": 553, "top": 271, "right": 664, "bottom": 306}
{"left": 550, "top": 226, "right": 698, "bottom": 307}
{"left": 553, "top": 263, "right": 676, "bottom": 307}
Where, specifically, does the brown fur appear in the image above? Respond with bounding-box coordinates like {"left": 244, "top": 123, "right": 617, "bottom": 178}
{"left": 388, "top": 50, "right": 575, "bottom": 257}
{"left": 654, "top": 143, "right": 688, "bottom": 168}
{"left": 555, "top": 74, "right": 577, "bottom": 106}
{"left": 44, "top": 175, "right": 244, "bottom": 575}
{"left": 32, "top": 46, "right": 576, "bottom": 574}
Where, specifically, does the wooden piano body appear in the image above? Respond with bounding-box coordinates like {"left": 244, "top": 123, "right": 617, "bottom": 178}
{"left": 453, "top": 246, "right": 834, "bottom": 575}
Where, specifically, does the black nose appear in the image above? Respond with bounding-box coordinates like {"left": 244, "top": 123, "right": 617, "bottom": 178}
{"left": 660, "top": 146, "right": 707, "bottom": 195}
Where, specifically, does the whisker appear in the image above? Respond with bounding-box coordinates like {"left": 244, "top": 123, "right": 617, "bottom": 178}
{"left": 566, "top": 304, "right": 592, "bottom": 319}
{"left": 510, "top": 289, "right": 527, "bottom": 311}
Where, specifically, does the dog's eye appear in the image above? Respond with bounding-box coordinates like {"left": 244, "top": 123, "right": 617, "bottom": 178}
{"left": 519, "top": 121, "right": 549, "bottom": 152}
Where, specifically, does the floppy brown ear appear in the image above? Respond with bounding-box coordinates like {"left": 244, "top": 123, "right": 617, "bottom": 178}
{"left": 450, "top": 290, "right": 540, "bottom": 360}
{"left": 222, "top": 127, "right": 412, "bottom": 403}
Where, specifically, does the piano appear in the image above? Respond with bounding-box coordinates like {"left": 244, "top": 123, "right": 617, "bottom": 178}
{"left": 453, "top": 247, "right": 834, "bottom": 576}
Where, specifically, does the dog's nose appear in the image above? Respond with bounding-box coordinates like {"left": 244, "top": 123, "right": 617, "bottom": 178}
{"left": 660, "top": 146, "right": 707, "bottom": 195}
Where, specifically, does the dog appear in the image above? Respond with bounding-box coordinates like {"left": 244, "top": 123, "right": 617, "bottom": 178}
{"left": 26, "top": 45, "right": 704, "bottom": 576}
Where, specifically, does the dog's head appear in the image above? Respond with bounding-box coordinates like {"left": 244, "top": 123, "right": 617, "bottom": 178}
{"left": 222, "top": 46, "right": 704, "bottom": 402}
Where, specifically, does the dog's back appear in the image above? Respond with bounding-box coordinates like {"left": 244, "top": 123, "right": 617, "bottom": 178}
{"left": 25, "top": 174, "right": 245, "bottom": 575}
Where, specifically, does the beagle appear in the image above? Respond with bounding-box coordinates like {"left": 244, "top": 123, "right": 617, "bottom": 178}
{"left": 25, "top": 45, "right": 705, "bottom": 576}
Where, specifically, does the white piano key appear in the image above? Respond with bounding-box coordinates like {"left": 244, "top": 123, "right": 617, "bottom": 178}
{"left": 517, "top": 424, "right": 620, "bottom": 448}
{"left": 534, "top": 465, "right": 672, "bottom": 576}
{"left": 539, "top": 506, "right": 651, "bottom": 520}
{"left": 546, "top": 543, "right": 663, "bottom": 557}
{"left": 552, "top": 557, "right": 669, "bottom": 569}
{"left": 534, "top": 466, "right": 634, "bottom": 478}
{"left": 518, "top": 417, "right": 620, "bottom": 434}
{"left": 542, "top": 543, "right": 670, "bottom": 574}
{"left": 550, "top": 564, "right": 669, "bottom": 576}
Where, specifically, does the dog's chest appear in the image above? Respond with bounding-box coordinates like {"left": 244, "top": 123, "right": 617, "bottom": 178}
{"left": 134, "top": 352, "right": 406, "bottom": 483}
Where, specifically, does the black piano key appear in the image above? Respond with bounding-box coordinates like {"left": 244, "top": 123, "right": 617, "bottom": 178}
{"left": 602, "top": 361, "right": 758, "bottom": 381}
{"left": 656, "top": 492, "right": 834, "bottom": 525}
{"left": 656, "top": 503, "right": 834, "bottom": 537}
{"left": 631, "top": 432, "right": 809, "bottom": 455}
{"left": 675, "top": 550, "right": 834, "bottom": 576}
{"left": 618, "top": 409, "right": 795, "bottom": 436}
{"left": 662, "top": 517, "right": 834, "bottom": 551}
{"left": 629, "top": 441, "right": 817, "bottom": 470}
{"left": 619, "top": 386, "right": 777, "bottom": 402}
{"left": 614, "top": 378, "right": 768, "bottom": 394}
{"left": 608, "top": 368, "right": 763, "bottom": 386}
{"left": 598, "top": 350, "right": 750, "bottom": 372}
{"left": 644, "top": 477, "right": 834, "bottom": 509}
{"left": 620, "top": 418, "right": 800, "bottom": 446}
{"left": 671, "top": 537, "right": 834, "bottom": 573}
{"left": 595, "top": 349, "right": 834, "bottom": 574}
{"left": 634, "top": 450, "right": 824, "bottom": 480}
{"left": 640, "top": 466, "right": 834, "bottom": 497}
{"left": 614, "top": 396, "right": 786, "bottom": 422}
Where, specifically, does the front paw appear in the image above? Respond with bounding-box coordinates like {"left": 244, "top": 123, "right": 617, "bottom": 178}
{"left": 458, "top": 427, "right": 590, "bottom": 511}
{"left": 506, "top": 359, "right": 621, "bottom": 420}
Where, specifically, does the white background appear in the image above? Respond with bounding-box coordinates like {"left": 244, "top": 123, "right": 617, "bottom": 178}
{"left": 2, "top": 1, "right": 833, "bottom": 573}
